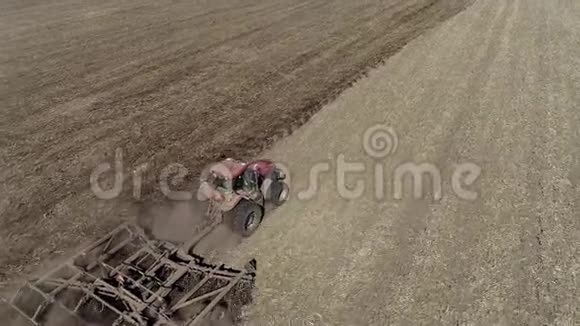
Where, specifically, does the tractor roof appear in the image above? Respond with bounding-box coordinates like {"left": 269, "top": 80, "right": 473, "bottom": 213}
{"left": 210, "top": 158, "right": 247, "bottom": 178}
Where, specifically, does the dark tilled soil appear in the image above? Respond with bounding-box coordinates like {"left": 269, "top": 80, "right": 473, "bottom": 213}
{"left": 0, "top": 0, "right": 473, "bottom": 284}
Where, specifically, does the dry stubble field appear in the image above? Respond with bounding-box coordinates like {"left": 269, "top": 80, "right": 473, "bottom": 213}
{"left": 0, "top": 0, "right": 473, "bottom": 285}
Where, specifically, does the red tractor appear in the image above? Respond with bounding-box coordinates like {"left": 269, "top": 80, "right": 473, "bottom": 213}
{"left": 197, "top": 158, "right": 289, "bottom": 237}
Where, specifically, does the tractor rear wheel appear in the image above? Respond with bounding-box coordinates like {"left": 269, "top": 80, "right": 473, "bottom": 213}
{"left": 227, "top": 200, "right": 264, "bottom": 237}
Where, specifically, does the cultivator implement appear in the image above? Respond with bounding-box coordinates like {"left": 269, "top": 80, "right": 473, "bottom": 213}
{"left": 2, "top": 224, "right": 255, "bottom": 325}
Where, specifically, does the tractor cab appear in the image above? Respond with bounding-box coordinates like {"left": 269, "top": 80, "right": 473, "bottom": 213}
{"left": 197, "top": 158, "right": 289, "bottom": 237}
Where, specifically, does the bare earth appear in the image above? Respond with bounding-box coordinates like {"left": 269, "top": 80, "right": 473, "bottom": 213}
{"left": 219, "top": 0, "right": 580, "bottom": 324}
{"left": 0, "top": 0, "right": 471, "bottom": 281}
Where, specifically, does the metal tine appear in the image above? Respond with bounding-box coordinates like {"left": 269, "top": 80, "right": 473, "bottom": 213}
{"left": 171, "top": 264, "right": 222, "bottom": 312}
{"left": 99, "top": 262, "right": 168, "bottom": 304}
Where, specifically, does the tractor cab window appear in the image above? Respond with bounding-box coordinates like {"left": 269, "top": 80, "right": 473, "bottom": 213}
{"left": 233, "top": 174, "right": 245, "bottom": 191}
{"left": 209, "top": 172, "right": 230, "bottom": 192}
{"left": 234, "top": 168, "right": 259, "bottom": 194}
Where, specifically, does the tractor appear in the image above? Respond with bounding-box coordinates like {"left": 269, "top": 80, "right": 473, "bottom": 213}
{"left": 197, "top": 158, "right": 289, "bottom": 237}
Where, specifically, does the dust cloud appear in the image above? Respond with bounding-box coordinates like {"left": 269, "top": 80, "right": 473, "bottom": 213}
{"left": 137, "top": 199, "right": 243, "bottom": 260}
{"left": 138, "top": 199, "right": 208, "bottom": 244}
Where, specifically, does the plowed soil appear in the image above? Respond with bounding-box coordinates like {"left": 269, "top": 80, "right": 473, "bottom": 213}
{"left": 0, "top": 0, "right": 472, "bottom": 285}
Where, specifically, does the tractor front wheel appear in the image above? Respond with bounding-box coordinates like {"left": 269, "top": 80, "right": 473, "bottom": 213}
{"left": 269, "top": 181, "right": 290, "bottom": 206}
{"left": 227, "top": 200, "right": 264, "bottom": 237}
